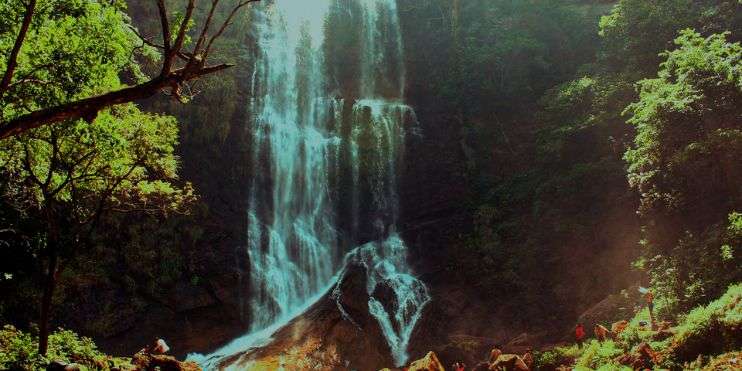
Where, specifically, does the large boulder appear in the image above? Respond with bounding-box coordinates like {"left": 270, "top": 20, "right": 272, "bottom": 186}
{"left": 46, "top": 361, "right": 81, "bottom": 371}
{"left": 407, "top": 351, "right": 445, "bottom": 371}
{"left": 489, "top": 354, "right": 529, "bottom": 371}
{"left": 132, "top": 353, "right": 201, "bottom": 371}
{"left": 211, "top": 263, "right": 394, "bottom": 371}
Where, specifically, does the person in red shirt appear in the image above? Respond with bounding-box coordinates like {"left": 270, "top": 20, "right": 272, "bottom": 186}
{"left": 575, "top": 323, "right": 586, "bottom": 348}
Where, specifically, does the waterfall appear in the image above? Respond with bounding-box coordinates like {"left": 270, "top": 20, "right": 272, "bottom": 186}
{"left": 191, "top": 0, "right": 429, "bottom": 368}
{"left": 245, "top": 0, "right": 339, "bottom": 331}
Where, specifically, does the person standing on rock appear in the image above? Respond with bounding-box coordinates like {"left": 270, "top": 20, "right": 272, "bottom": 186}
{"left": 575, "top": 323, "right": 586, "bottom": 348}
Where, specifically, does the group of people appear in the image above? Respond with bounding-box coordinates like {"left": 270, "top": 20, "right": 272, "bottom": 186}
{"left": 445, "top": 290, "right": 657, "bottom": 369}
{"left": 574, "top": 288, "right": 655, "bottom": 348}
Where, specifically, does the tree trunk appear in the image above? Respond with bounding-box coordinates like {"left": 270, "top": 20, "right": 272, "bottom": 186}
{"left": 38, "top": 241, "right": 59, "bottom": 355}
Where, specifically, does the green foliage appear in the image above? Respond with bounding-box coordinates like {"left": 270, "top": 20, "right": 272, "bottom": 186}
{"left": 605, "top": 284, "right": 741, "bottom": 369}
{"left": 0, "top": 0, "right": 154, "bottom": 120}
{"left": 399, "top": 0, "right": 601, "bottom": 116}
{"left": 0, "top": 104, "right": 194, "bottom": 245}
{"left": 665, "top": 283, "right": 742, "bottom": 364}
{"left": 451, "top": 0, "right": 742, "bottom": 334}
{"left": 0, "top": 325, "right": 125, "bottom": 370}
{"left": 598, "top": 0, "right": 742, "bottom": 76}
{"left": 534, "top": 345, "right": 582, "bottom": 370}
{"left": 563, "top": 284, "right": 741, "bottom": 370}
{"left": 0, "top": 0, "right": 197, "bottom": 342}
{"left": 625, "top": 29, "right": 742, "bottom": 314}
{"left": 698, "top": 350, "right": 742, "bottom": 370}
{"left": 574, "top": 340, "right": 627, "bottom": 370}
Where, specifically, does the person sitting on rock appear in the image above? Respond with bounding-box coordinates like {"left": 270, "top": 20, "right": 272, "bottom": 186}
{"left": 522, "top": 350, "right": 534, "bottom": 369}
{"left": 575, "top": 323, "right": 586, "bottom": 348}
{"left": 490, "top": 347, "right": 503, "bottom": 363}
{"left": 140, "top": 338, "right": 170, "bottom": 355}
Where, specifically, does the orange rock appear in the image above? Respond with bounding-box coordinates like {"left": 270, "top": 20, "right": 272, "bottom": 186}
{"left": 490, "top": 354, "right": 529, "bottom": 371}
{"left": 132, "top": 353, "right": 201, "bottom": 371}
{"left": 408, "top": 352, "right": 445, "bottom": 371}
{"left": 489, "top": 348, "right": 503, "bottom": 363}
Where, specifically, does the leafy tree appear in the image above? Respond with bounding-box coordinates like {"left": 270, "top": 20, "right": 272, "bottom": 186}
{"left": 0, "top": 0, "right": 259, "bottom": 139}
{"left": 625, "top": 30, "right": 742, "bottom": 314}
{"left": 444, "top": 0, "right": 741, "bottom": 327}
{"left": 0, "top": 105, "right": 194, "bottom": 354}
{"left": 0, "top": 0, "right": 197, "bottom": 354}
{"left": 598, "top": 0, "right": 741, "bottom": 77}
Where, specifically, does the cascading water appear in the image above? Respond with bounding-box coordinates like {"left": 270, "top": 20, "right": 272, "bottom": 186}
{"left": 191, "top": 0, "right": 429, "bottom": 368}
{"left": 244, "top": 0, "right": 339, "bottom": 332}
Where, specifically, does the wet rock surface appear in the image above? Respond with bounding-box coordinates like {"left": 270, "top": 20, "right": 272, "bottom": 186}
{"left": 213, "top": 264, "right": 394, "bottom": 371}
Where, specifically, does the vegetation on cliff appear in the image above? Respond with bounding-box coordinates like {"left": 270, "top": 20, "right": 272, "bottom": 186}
{"left": 401, "top": 0, "right": 741, "bottom": 332}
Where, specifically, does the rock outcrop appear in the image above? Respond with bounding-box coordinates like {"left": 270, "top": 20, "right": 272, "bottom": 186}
{"left": 393, "top": 348, "right": 535, "bottom": 371}
{"left": 210, "top": 264, "right": 394, "bottom": 371}
{"left": 131, "top": 353, "right": 201, "bottom": 371}
{"left": 489, "top": 353, "right": 530, "bottom": 371}
{"left": 407, "top": 351, "right": 445, "bottom": 371}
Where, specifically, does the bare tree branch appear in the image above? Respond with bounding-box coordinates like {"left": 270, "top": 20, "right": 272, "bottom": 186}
{"left": 156, "top": 0, "right": 172, "bottom": 68}
{"left": 0, "top": 0, "right": 37, "bottom": 100}
{"left": 205, "top": 0, "right": 261, "bottom": 58}
{"left": 126, "top": 24, "right": 193, "bottom": 61}
{"left": 0, "top": 63, "right": 233, "bottom": 139}
{"left": 166, "top": 0, "right": 196, "bottom": 74}
{"left": 193, "top": 0, "right": 221, "bottom": 54}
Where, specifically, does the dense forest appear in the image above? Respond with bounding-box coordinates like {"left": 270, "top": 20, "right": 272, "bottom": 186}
{"left": 1, "top": 0, "right": 740, "bottom": 370}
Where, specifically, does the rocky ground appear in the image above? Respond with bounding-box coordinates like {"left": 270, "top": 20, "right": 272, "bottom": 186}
{"left": 2, "top": 283, "right": 738, "bottom": 370}
{"left": 383, "top": 284, "right": 742, "bottom": 371}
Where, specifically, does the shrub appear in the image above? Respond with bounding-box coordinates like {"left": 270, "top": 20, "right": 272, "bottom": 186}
{"left": 0, "top": 325, "right": 120, "bottom": 370}
{"left": 574, "top": 340, "right": 626, "bottom": 370}
{"left": 665, "top": 284, "right": 742, "bottom": 364}
{"left": 534, "top": 344, "right": 582, "bottom": 370}
{"left": 700, "top": 350, "right": 742, "bottom": 371}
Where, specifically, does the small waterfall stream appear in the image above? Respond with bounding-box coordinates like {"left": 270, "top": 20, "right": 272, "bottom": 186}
{"left": 191, "top": 1, "right": 428, "bottom": 368}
